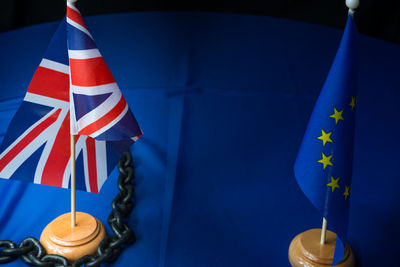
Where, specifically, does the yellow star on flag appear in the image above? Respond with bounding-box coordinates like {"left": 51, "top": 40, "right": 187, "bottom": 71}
{"left": 317, "top": 129, "right": 333, "bottom": 146}
{"left": 349, "top": 97, "right": 356, "bottom": 111}
{"left": 343, "top": 185, "right": 350, "bottom": 200}
{"left": 329, "top": 108, "right": 344, "bottom": 124}
{"left": 317, "top": 153, "right": 333, "bottom": 170}
{"left": 327, "top": 176, "right": 340, "bottom": 192}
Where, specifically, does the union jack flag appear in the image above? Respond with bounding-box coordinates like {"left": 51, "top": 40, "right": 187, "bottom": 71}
{"left": 0, "top": 2, "right": 142, "bottom": 193}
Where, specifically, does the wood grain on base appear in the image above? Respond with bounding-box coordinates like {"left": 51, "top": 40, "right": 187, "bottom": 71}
{"left": 40, "top": 212, "right": 106, "bottom": 263}
{"left": 288, "top": 229, "right": 355, "bottom": 267}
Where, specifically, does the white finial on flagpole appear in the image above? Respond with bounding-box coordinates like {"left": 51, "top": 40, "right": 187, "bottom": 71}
{"left": 346, "top": 0, "right": 360, "bottom": 13}
{"left": 67, "top": 0, "right": 78, "bottom": 3}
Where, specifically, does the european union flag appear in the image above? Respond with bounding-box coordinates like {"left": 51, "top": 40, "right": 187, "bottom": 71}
{"left": 294, "top": 13, "right": 358, "bottom": 264}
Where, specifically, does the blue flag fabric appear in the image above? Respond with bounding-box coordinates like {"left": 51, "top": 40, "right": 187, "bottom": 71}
{"left": 294, "top": 14, "right": 358, "bottom": 264}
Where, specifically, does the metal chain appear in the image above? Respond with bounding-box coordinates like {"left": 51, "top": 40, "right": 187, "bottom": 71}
{"left": 0, "top": 151, "right": 137, "bottom": 267}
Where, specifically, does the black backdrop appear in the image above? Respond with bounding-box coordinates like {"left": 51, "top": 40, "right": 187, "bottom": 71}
{"left": 0, "top": 0, "right": 399, "bottom": 44}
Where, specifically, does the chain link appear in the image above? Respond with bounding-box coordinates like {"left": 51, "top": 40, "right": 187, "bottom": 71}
{"left": 0, "top": 151, "right": 137, "bottom": 267}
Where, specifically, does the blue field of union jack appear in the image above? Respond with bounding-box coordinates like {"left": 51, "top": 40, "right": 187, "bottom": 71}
{"left": 0, "top": 2, "right": 142, "bottom": 193}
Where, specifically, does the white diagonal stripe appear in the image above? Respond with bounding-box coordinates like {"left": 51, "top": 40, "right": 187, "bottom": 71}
{"left": 40, "top": 59, "right": 69, "bottom": 74}
{"left": 71, "top": 83, "right": 118, "bottom": 95}
{"left": 76, "top": 90, "right": 122, "bottom": 129}
{"left": 66, "top": 17, "right": 93, "bottom": 39}
{"left": 33, "top": 108, "right": 69, "bottom": 184}
{"left": 95, "top": 141, "right": 107, "bottom": 191}
{"left": 0, "top": 108, "right": 67, "bottom": 180}
{"left": 132, "top": 132, "right": 142, "bottom": 141}
{"left": 24, "top": 92, "right": 69, "bottom": 109}
{"left": 0, "top": 108, "right": 59, "bottom": 164}
{"left": 82, "top": 137, "right": 91, "bottom": 192}
{"left": 67, "top": 2, "right": 80, "bottom": 13}
{"left": 68, "top": 48, "right": 101, "bottom": 59}
{"left": 90, "top": 103, "right": 128, "bottom": 138}
{"left": 62, "top": 157, "right": 71, "bottom": 189}
{"left": 69, "top": 67, "right": 78, "bottom": 135}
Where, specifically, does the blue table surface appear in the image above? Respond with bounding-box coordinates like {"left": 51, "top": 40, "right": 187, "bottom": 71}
{"left": 0, "top": 11, "right": 399, "bottom": 267}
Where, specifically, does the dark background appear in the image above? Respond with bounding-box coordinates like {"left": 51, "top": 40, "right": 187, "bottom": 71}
{"left": 0, "top": 0, "right": 399, "bottom": 44}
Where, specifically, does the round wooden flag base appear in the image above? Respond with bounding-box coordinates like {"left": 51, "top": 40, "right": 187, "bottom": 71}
{"left": 288, "top": 229, "right": 355, "bottom": 267}
{"left": 40, "top": 212, "right": 106, "bottom": 263}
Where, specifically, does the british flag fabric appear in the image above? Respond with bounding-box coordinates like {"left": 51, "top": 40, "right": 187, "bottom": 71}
{"left": 0, "top": 2, "right": 142, "bottom": 193}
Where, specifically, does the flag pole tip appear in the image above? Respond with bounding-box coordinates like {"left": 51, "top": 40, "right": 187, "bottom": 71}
{"left": 346, "top": 0, "right": 360, "bottom": 10}
{"left": 67, "top": 0, "right": 78, "bottom": 3}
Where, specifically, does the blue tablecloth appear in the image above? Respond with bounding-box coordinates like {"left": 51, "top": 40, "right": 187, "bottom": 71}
{"left": 0, "top": 12, "right": 399, "bottom": 267}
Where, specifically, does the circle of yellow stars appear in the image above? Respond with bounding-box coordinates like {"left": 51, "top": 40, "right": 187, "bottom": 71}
{"left": 316, "top": 96, "right": 356, "bottom": 200}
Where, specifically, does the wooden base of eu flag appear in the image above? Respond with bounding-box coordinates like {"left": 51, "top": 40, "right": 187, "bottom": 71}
{"left": 288, "top": 229, "right": 355, "bottom": 267}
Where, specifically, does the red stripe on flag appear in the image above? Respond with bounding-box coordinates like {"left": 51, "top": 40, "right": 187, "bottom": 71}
{"left": 79, "top": 96, "right": 126, "bottom": 136}
{"left": 69, "top": 57, "right": 115, "bottom": 86}
{"left": 67, "top": 6, "right": 88, "bottom": 30}
{"left": 70, "top": 58, "right": 115, "bottom": 87}
{"left": 85, "top": 138, "right": 99, "bottom": 193}
{"left": 27, "top": 67, "right": 69, "bottom": 102}
{"left": 0, "top": 109, "right": 62, "bottom": 172}
{"left": 40, "top": 112, "right": 71, "bottom": 187}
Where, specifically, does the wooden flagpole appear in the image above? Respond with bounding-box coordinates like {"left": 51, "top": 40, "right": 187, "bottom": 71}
{"left": 320, "top": 217, "right": 327, "bottom": 244}
{"left": 68, "top": 0, "right": 78, "bottom": 230}
{"left": 71, "top": 134, "right": 76, "bottom": 228}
